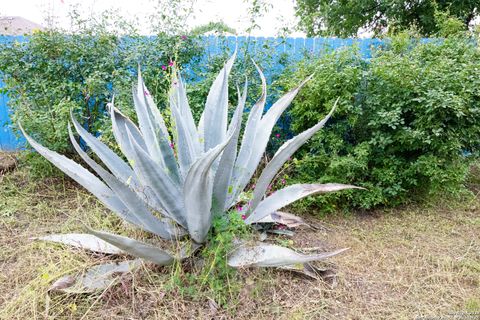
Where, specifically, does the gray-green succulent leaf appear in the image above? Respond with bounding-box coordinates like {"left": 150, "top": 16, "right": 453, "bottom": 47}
{"left": 87, "top": 229, "right": 176, "bottom": 266}
{"left": 245, "top": 183, "right": 364, "bottom": 224}
{"left": 249, "top": 98, "right": 339, "bottom": 212}
{"left": 227, "top": 243, "right": 349, "bottom": 268}
{"left": 34, "top": 233, "right": 124, "bottom": 255}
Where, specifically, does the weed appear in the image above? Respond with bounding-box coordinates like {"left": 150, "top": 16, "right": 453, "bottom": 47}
{"left": 166, "top": 211, "right": 253, "bottom": 307}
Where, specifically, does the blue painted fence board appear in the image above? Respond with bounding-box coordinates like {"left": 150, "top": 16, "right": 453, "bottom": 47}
{"left": 0, "top": 35, "right": 26, "bottom": 151}
{"left": 0, "top": 79, "right": 24, "bottom": 151}
{"left": 0, "top": 36, "right": 387, "bottom": 151}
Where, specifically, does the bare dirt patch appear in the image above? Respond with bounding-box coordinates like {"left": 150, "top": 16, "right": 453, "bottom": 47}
{"left": 0, "top": 169, "right": 479, "bottom": 319}
{"left": 0, "top": 152, "right": 17, "bottom": 175}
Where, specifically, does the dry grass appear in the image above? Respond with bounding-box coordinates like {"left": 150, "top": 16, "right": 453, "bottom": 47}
{"left": 0, "top": 165, "right": 479, "bottom": 319}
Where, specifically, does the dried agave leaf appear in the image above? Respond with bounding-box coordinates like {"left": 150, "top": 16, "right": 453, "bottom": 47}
{"left": 256, "top": 211, "right": 309, "bottom": 228}
{"left": 279, "top": 262, "right": 336, "bottom": 281}
{"left": 227, "top": 243, "right": 348, "bottom": 268}
{"left": 49, "top": 259, "right": 142, "bottom": 293}
{"left": 266, "top": 229, "right": 295, "bottom": 237}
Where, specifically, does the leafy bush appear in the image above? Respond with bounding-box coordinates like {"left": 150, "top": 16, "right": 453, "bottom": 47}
{"left": 280, "top": 33, "right": 480, "bottom": 211}
{"left": 0, "top": 18, "right": 202, "bottom": 176}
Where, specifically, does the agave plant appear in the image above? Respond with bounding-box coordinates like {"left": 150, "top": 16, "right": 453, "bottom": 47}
{"left": 21, "top": 52, "right": 361, "bottom": 292}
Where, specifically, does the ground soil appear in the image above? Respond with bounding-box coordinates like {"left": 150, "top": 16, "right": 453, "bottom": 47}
{"left": 0, "top": 152, "right": 17, "bottom": 174}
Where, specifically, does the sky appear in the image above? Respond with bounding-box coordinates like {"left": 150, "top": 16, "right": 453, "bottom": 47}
{"left": 0, "top": 0, "right": 305, "bottom": 36}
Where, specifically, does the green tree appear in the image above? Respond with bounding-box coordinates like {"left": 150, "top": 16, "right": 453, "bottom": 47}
{"left": 295, "top": 0, "right": 478, "bottom": 37}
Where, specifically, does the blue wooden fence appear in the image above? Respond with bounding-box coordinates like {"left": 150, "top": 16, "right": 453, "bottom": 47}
{"left": 0, "top": 36, "right": 385, "bottom": 151}
{"left": 0, "top": 80, "right": 23, "bottom": 151}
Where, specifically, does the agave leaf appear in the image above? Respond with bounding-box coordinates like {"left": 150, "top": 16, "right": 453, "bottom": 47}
{"left": 105, "top": 109, "right": 167, "bottom": 213}
{"left": 250, "top": 99, "right": 338, "bottom": 212}
{"left": 110, "top": 105, "right": 147, "bottom": 161}
{"left": 134, "top": 70, "right": 168, "bottom": 144}
{"left": 229, "top": 77, "right": 312, "bottom": 208}
{"left": 176, "top": 74, "right": 199, "bottom": 144}
{"left": 183, "top": 128, "right": 237, "bottom": 243}
{"left": 228, "top": 82, "right": 247, "bottom": 134}
{"left": 127, "top": 129, "right": 187, "bottom": 228}
{"left": 170, "top": 89, "right": 198, "bottom": 178}
{"left": 257, "top": 211, "right": 309, "bottom": 228}
{"left": 245, "top": 183, "right": 363, "bottom": 224}
{"left": 137, "top": 69, "right": 171, "bottom": 139}
{"left": 95, "top": 169, "right": 185, "bottom": 240}
{"left": 87, "top": 229, "right": 175, "bottom": 266}
{"left": 70, "top": 110, "right": 134, "bottom": 185}
{"left": 34, "top": 233, "right": 123, "bottom": 255}
{"left": 19, "top": 123, "right": 127, "bottom": 215}
{"left": 202, "top": 50, "right": 236, "bottom": 151}
{"left": 171, "top": 71, "right": 201, "bottom": 155}
{"left": 228, "top": 243, "right": 348, "bottom": 268}
{"left": 91, "top": 157, "right": 184, "bottom": 239}
{"left": 67, "top": 124, "right": 119, "bottom": 184}
{"left": 133, "top": 70, "right": 181, "bottom": 183}
{"left": 68, "top": 125, "right": 144, "bottom": 226}
{"left": 70, "top": 125, "right": 183, "bottom": 239}
{"left": 49, "top": 259, "right": 142, "bottom": 293}
{"left": 227, "top": 61, "right": 266, "bottom": 207}
{"left": 212, "top": 80, "right": 248, "bottom": 212}
{"left": 233, "top": 61, "right": 266, "bottom": 165}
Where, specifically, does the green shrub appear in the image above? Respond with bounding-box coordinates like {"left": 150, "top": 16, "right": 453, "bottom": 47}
{"left": 280, "top": 33, "right": 480, "bottom": 211}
